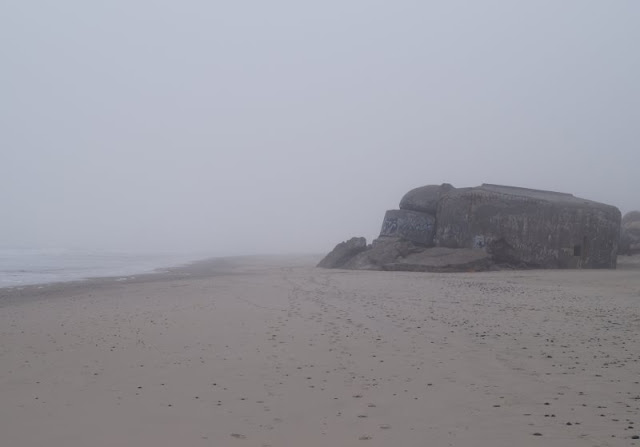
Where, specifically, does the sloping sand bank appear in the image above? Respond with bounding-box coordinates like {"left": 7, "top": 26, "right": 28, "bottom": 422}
{"left": 1, "top": 255, "right": 639, "bottom": 446}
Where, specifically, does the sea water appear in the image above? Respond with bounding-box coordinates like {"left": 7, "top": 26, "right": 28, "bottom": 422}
{"left": 0, "top": 248, "right": 204, "bottom": 288}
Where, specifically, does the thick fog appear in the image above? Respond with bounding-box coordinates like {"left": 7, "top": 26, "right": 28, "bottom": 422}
{"left": 2, "top": 1, "right": 639, "bottom": 256}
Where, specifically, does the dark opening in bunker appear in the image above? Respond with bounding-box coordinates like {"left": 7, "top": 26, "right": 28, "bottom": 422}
{"left": 573, "top": 245, "right": 582, "bottom": 256}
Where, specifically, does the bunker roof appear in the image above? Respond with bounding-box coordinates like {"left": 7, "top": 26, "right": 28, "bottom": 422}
{"left": 476, "top": 184, "right": 605, "bottom": 207}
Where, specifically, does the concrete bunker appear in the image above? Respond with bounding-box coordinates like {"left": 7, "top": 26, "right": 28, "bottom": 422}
{"left": 320, "top": 183, "right": 622, "bottom": 271}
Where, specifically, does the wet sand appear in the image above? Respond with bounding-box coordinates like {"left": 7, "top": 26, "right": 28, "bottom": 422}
{"left": 1, "top": 255, "right": 639, "bottom": 446}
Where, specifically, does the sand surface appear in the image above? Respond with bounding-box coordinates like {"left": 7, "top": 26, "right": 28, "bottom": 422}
{"left": 1, "top": 255, "right": 639, "bottom": 446}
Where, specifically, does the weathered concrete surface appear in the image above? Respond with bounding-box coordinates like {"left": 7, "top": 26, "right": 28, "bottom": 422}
{"left": 434, "top": 184, "right": 621, "bottom": 269}
{"left": 620, "top": 211, "right": 640, "bottom": 255}
{"left": 384, "top": 247, "right": 493, "bottom": 272}
{"left": 379, "top": 209, "right": 436, "bottom": 245}
{"left": 337, "top": 239, "right": 494, "bottom": 272}
{"left": 319, "top": 183, "right": 621, "bottom": 272}
{"left": 317, "top": 237, "right": 368, "bottom": 269}
{"left": 399, "top": 183, "right": 455, "bottom": 214}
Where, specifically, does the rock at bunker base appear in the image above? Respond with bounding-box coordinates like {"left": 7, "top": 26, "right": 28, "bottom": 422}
{"left": 317, "top": 237, "right": 368, "bottom": 269}
{"left": 384, "top": 247, "right": 494, "bottom": 272}
{"left": 327, "top": 239, "right": 496, "bottom": 273}
{"left": 341, "top": 237, "right": 424, "bottom": 270}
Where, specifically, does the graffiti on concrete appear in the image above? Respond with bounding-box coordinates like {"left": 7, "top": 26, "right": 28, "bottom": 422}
{"left": 381, "top": 217, "right": 398, "bottom": 235}
{"left": 380, "top": 210, "right": 436, "bottom": 246}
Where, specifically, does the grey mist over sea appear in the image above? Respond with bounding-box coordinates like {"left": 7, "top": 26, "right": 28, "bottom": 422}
{"left": 2, "top": 2, "right": 639, "bottom": 257}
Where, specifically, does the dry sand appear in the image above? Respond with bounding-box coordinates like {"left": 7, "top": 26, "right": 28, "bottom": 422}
{"left": 1, "top": 255, "right": 639, "bottom": 447}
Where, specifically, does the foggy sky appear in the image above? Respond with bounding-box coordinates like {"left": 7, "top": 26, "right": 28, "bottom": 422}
{"left": 2, "top": 1, "right": 639, "bottom": 255}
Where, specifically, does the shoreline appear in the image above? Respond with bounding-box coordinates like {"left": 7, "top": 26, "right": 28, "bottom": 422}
{"left": 4, "top": 252, "right": 638, "bottom": 296}
{"left": 0, "top": 254, "right": 323, "bottom": 307}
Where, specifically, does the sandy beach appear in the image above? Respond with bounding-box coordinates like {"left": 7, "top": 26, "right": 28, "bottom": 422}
{"left": 1, "top": 255, "right": 639, "bottom": 447}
